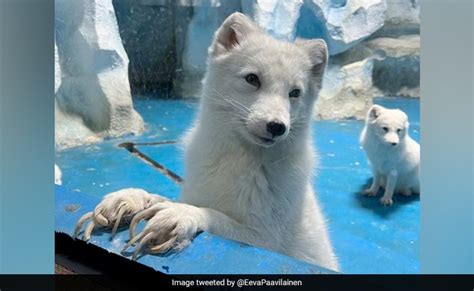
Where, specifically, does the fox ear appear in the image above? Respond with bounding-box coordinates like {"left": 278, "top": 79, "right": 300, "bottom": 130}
{"left": 368, "top": 105, "right": 383, "bottom": 120}
{"left": 295, "top": 38, "right": 328, "bottom": 78}
{"left": 210, "top": 12, "right": 257, "bottom": 56}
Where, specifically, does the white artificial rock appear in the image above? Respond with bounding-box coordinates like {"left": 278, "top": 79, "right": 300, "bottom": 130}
{"left": 55, "top": 12, "right": 99, "bottom": 150}
{"left": 315, "top": 44, "right": 374, "bottom": 120}
{"left": 302, "top": 0, "right": 387, "bottom": 55}
{"left": 55, "top": 100, "right": 102, "bottom": 150}
{"left": 365, "top": 34, "right": 420, "bottom": 97}
{"left": 55, "top": 0, "right": 144, "bottom": 150}
{"left": 55, "top": 41, "right": 61, "bottom": 94}
{"left": 242, "top": 0, "right": 304, "bottom": 41}
{"left": 55, "top": 164, "right": 62, "bottom": 185}
{"left": 175, "top": 0, "right": 221, "bottom": 6}
{"left": 384, "top": 0, "right": 419, "bottom": 33}
{"left": 177, "top": 0, "right": 388, "bottom": 98}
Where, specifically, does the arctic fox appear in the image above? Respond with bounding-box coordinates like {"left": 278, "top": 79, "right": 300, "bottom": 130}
{"left": 360, "top": 104, "right": 420, "bottom": 206}
{"left": 75, "top": 12, "right": 339, "bottom": 271}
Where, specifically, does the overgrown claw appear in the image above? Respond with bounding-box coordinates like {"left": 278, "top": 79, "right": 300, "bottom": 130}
{"left": 148, "top": 237, "right": 178, "bottom": 254}
{"left": 73, "top": 188, "right": 163, "bottom": 241}
{"left": 129, "top": 204, "right": 162, "bottom": 239}
{"left": 73, "top": 189, "right": 180, "bottom": 260}
{"left": 124, "top": 229, "right": 178, "bottom": 261}
{"left": 121, "top": 231, "right": 146, "bottom": 253}
{"left": 83, "top": 220, "right": 96, "bottom": 241}
{"left": 74, "top": 211, "right": 93, "bottom": 238}
{"left": 131, "top": 232, "right": 155, "bottom": 261}
{"left": 110, "top": 204, "right": 126, "bottom": 239}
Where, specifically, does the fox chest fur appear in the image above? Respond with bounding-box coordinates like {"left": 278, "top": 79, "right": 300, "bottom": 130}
{"left": 181, "top": 124, "right": 314, "bottom": 244}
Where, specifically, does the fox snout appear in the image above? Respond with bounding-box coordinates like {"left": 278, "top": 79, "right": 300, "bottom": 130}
{"left": 244, "top": 114, "right": 290, "bottom": 147}
{"left": 266, "top": 121, "right": 286, "bottom": 138}
{"left": 248, "top": 118, "right": 289, "bottom": 139}
{"left": 245, "top": 98, "right": 291, "bottom": 145}
{"left": 385, "top": 133, "right": 399, "bottom": 146}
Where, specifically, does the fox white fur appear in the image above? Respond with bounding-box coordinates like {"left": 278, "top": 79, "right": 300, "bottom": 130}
{"left": 360, "top": 105, "right": 420, "bottom": 206}
{"left": 75, "top": 12, "right": 339, "bottom": 271}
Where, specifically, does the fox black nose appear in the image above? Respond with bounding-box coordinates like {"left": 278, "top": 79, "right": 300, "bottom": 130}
{"left": 391, "top": 142, "right": 397, "bottom": 146}
{"left": 266, "top": 121, "right": 286, "bottom": 137}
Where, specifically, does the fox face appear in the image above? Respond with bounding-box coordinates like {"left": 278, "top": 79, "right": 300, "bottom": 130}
{"left": 366, "top": 105, "right": 409, "bottom": 147}
{"left": 202, "top": 12, "right": 328, "bottom": 148}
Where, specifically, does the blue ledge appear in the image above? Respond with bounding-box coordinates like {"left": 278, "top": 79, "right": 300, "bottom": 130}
{"left": 55, "top": 185, "right": 334, "bottom": 274}
{"left": 56, "top": 96, "right": 420, "bottom": 274}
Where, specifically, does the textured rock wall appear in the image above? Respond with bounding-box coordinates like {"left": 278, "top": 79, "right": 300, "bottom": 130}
{"left": 57, "top": 0, "right": 420, "bottom": 129}
{"left": 55, "top": 0, "right": 144, "bottom": 150}
{"left": 315, "top": 44, "right": 375, "bottom": 120}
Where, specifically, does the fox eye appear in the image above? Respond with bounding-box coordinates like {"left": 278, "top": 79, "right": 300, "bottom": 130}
{"left": 383, "top": 127, "right": 389, "bottom": 132}
{"left": 397, "top": 128, "right": 401, "bottom": 133}
{"left": 289, "top": 89, "right": 300, "bottom": 98}
{"left": 245, "top": 74, "right": 260, "bottom": 88}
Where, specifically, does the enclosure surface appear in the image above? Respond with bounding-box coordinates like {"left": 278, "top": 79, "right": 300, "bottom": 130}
{"left": 56, "top": 97, "right": 420, "bottom": 274}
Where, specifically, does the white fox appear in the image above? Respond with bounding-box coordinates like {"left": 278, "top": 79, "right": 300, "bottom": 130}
{"left": 75, "top": 12, "right": 339, "bottom": 271}
{"left": 360, "top": 104, "right": 420, "bottom": 206}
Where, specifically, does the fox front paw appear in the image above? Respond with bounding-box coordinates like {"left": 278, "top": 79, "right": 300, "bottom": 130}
{"left": 380, "top": 196, "right": 393, "bottom": 206}
{"left": 74, "top": 188, "right": 166, "bottom": 241}
{"left": 401, "top": 189, "right": 413, "bottom": 196}
{"left": 362, "top": 188, "right": 378, "bottom": 197}
{"left": 122, "top": 201, "right": 203, "bottom": 260}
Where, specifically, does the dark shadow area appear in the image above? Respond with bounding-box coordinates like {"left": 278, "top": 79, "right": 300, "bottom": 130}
{"left": 354, "top": 178, "right": 420, "bottom": 219}
{"left": 56, "top": 232, "right": 158, "bottom": 274}
{"left": 54, "top": 233, "right": 205, "bottom": 290}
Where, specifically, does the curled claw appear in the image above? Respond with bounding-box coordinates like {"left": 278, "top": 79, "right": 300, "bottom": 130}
{"left": 148, "top": 237, "right": 178, "bottom": 254}
{"left": 122, "top": 230, "right": 148, "bottom": 253}
{"left": 83, "top": 219, "right": 96, "bottom": 241}
{"left": 74, "top": 212, "right": 93, "bottom": 238}
{"left": 73, "top": 188, "right": 164, "bottom": 241}
{"left": 122, "top": 226, "right": 178, "bottom": 261}
{"left": 120, "top": 202, "right": 200, "bottom": 261}
{"left": 111, "top": 204, "right": 127, "bottom": 239}
{"left": 131, "top": 232, "right": 156, "bottom": 261}
{"left": 74, "top": 210, "right": 109, "bottom": 241}
{"left": 134, "top": 236, "right": 178, "bottom": 261}
{"left": 129, "top": 204, "right": 163, "bottom": 239}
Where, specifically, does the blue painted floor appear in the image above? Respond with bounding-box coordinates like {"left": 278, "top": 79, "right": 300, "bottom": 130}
{"left": 56, "top": 96, "right": 420, "bottom": 274}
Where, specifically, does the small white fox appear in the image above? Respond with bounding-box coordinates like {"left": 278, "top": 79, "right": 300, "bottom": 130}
{"left": 360, "top": 104, "right": 420, "bottom": 206}
{"left": 75, "top": 12, "right": 339, "bottom": 271}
